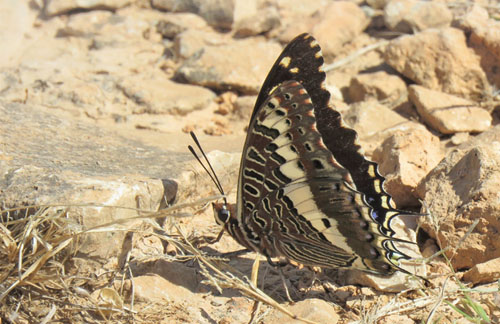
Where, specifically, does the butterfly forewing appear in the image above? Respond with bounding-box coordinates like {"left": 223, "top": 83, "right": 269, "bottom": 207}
{"left": 228, "top": 33, "right": 416, "bottom": 275}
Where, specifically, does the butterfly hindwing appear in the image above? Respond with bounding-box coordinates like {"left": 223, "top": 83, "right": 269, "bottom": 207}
{"left": 232, "top": 34, "right": 414, "bottom": 275}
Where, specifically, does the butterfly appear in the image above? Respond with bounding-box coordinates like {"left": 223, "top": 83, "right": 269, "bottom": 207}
{"left": 190, "top": 33, "right": 418, "bottom": 276}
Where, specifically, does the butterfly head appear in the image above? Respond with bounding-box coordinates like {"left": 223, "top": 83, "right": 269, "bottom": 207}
{"left": 212, "top": 200, "right": 232, "bottom": 226}
{"left": 212, "top": 200, "right": 236, "bottom": 227}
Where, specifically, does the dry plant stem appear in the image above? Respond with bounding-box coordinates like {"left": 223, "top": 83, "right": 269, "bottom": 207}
{"left": 426, "top": 277, "right": 450, "bottom": 324}
{"left": 323, "top": 40, "right": 389, "bottom": 72}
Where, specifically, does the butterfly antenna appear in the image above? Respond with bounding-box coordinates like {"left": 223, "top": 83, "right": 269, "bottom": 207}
{"left": 188, "top": 132, "right": 227, "bottom": 203}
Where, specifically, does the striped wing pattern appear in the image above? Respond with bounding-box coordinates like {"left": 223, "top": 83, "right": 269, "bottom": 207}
{"left": 226, "top": 33, "right": 413, "bottom": 275}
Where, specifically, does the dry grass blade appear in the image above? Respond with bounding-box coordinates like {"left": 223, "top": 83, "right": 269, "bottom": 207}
{"left": 0, "top": 196, "right": 222, "bottom": 322}
{"left": 174, "top": 224, "right": 322, "bottom": 324}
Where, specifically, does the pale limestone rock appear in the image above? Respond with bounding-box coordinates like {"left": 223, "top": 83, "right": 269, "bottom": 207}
{"left": 156, "top": 13, "right": 208, "bottom": 39}
{"left": 0, "top": 101, "right": 178, "bottom": 258}
{"left": 312, "top": 1, "right": 369, "bottom": 57}
{"left": 174, "top": 29, "right": 227, "bottom": 59}
{"left": 342, "top": 101, "right": 413, "bottom": 155}
{"left": 233, "top": 6, "right": 280, "bottom": 37}
{"left": 151, "top": 0, "right": 234, "bottom": 30}
{"left": 385, "top": 28, "right": 490, "bottom": 101}
{"left": 384, "top": 0, "right": 452, "bottom": 33}
{"left": 373, "top": 127, "right": 443, "bottom": 207}
{"left": 175, "top": 37, "right": 282, "bottom": 94}
{"left": 0, "top": 1, "right": 36, "bottom": 68}
{"left": 409, "top": 85, "right": 492, "bottom": 134}
{"left": 118, "top": 72, "right": 216, "bottom": 115}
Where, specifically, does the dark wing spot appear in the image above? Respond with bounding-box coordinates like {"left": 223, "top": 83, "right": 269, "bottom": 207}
{"left": 312, "top": 159, "right": 324, "bottom": 169}
{"left": 244, "top": 184, "right": 259, "bottom": 196}
{"left": 268, "top": 101, "right": 276, "bottom": 109}
{"left": 290, "top": 145, "right": 297, "bottom": 153}
{"left": 265, "top": 142, "right": 278, "bottom": 152}
{"left": 304, "top": 143, "right": 312, "bottom": 151}
{"left": 276, "top": 109, "right": 286, "bottom": 116}
{"left": 271, "top": 152, "right": 286, "bottom": 164}
{"left": 297, "top": 161, "right": 304, "bottom": 170}
{"left": 291, "top": 103, "right": 298, "bottom": 108}
{"left": 284, "top": 93, "right": 291, "bottom": 100}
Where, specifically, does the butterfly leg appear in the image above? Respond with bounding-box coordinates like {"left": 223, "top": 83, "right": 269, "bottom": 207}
{"left": 207, "top": 228, "right": 225, "bottom": 244}
{"left": 264, "top": 255, "right": 295, "bottom": 302}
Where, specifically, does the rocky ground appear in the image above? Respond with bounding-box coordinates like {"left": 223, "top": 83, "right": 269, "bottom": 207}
{"left": 1, "top": 0, "right": 500, "bottom": 323}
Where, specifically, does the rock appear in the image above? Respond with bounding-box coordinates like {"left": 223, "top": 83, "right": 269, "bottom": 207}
{"left": 342, "top": 101, "right": 413, "bottom": 155}
{"left": 263, "top": 298, "right": 340, "bottom": 324}
{"left": 133, "top": 275, "right": 185, "bottom": 302}
{"left": 451, "top": 132, "right": 470, "bottom": 146}
{"left": 156, "top": 13, "right": 208, "bottom": 39}
{"left": 132, "top": 258, "right": 199, "bottom": 293}
{"left": 312, "top": 1, "right": 369, "bottom": 57}
{"left": 174, "top": 29, "right": 226, "bottom": 59}
{"left": 0, "top": 1, "right": 36, "bottom": 68}
{"left": 175, "top": 37, "right": 282, "bottom": 94}
{"left": 417, "top": 126, "right": 500, "bottom": 270}
{"left": 409, "top": 85, "right": 492, "bottom": 134}
{"left": 456, "top": 5, "right": 500, "bottom": 93}
{"left": 463, "top": 258, "right": 500, "bottom": 285}
{"left": 384, "top": 28, "right": 490, "bottom": 101}
{"left": 117, "top": 71, "right": 216, "bottom": 115}
{"left": 234, "top": 7, "right": 280, "bottom": 37}
{"left": 234, "top": 95, "right": 256, "bottom": 119}
{"left": 274, "top": 0, "right": 327, "bottom": 43}
{"left": 151, "top": 0, "right": 234, "bottom": 30}
{"left": 0, "top": 100, "right": 184, "bottom": 258}
{"left": 45, "top": 0, "right": 130, "bottom": 16}
{"left": 373, "top": 127, "right": 443, "bottom": 207}
{"left": 366, "top": 0, "right": 389, "bottom": 9}
{"left": 348, "top": 71, "right": 407, "bottom": 103}
{"left": 384, "top": 0, "right": 452, "bottom": 33}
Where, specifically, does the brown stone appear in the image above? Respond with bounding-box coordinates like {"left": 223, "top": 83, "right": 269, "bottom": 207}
{"left": 385, "top": 28, "right": 490, "bottom": 101}
{"left": 348, "top": 71, "right": 407, "bottom": 103}
{"left": 417, "top": 126, "right": 500, "bottom": 269}
{"left": 263, "top": 298, "right": 340, "bottom": 324}
{"left": 409, "top": 85, "right": 492, "bottom": 134}
{"left": 463, "top": 258, "right": 500, "bottom": 285}
{"left": 456, "top": 5, "right": 500, "bottom": 93}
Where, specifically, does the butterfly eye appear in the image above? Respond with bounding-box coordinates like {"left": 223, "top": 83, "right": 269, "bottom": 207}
{"left": 217, "top": 207, "right": 231, "bottom": 224}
